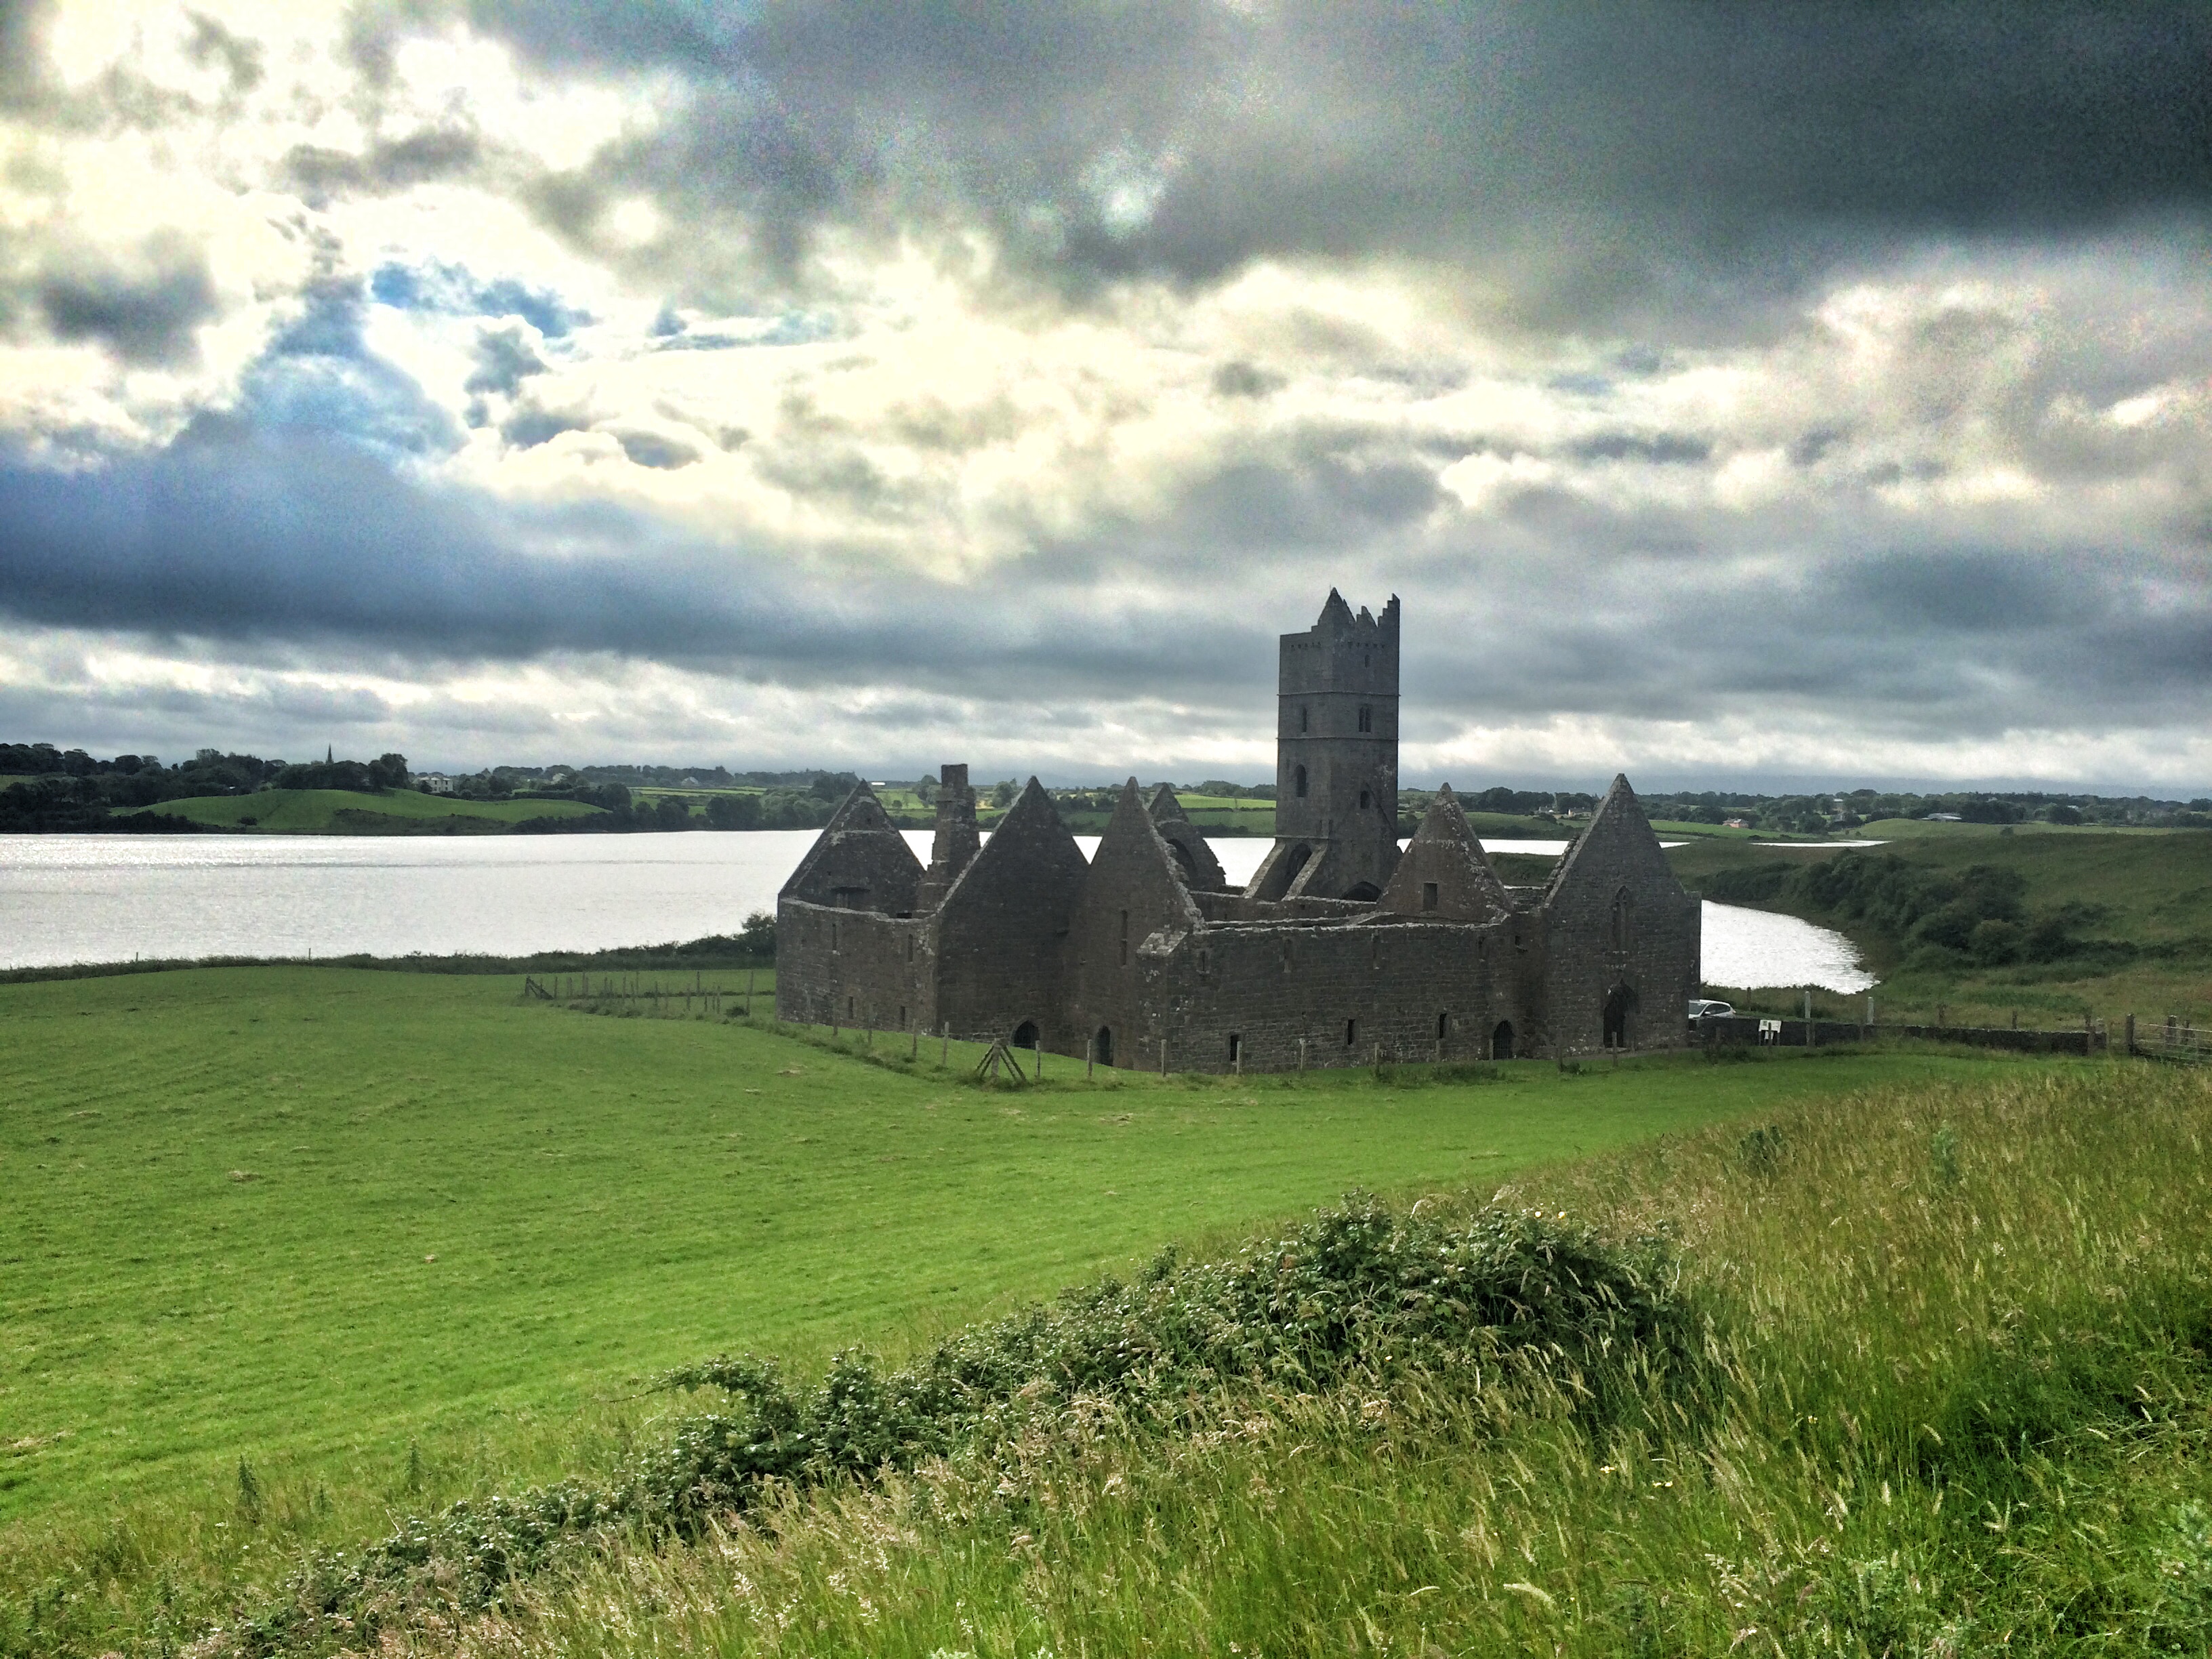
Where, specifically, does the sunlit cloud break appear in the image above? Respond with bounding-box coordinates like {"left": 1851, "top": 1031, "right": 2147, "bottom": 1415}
{"left": 0, "top": 1, "right": 2207, "bottom": 787}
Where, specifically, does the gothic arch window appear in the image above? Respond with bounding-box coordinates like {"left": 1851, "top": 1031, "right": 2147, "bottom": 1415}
{"left": 1357, "top": 705, "right": 1372, "bottom": 733}
{"left": 1294, "top": 764, "right": 1308, "bottom": 798}
{"left": 1299, "top": 705, "right": 1309, "bottom": 733}
{"left": 1610, "top": 887, "right": 1635, "bottom": 951}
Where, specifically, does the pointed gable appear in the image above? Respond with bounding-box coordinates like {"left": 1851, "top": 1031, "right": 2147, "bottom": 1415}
{"left": 1091, "top": 779, "right": 1206, "bottom": 929}
{"left": 1317, "top": 586, "right": 1357, "bottom": 632}
{"left": 1146, "top": 783, "right": 1229, "bottom": 891}
{"left": 1378, "top": 783, "right": 1511, "bottom": 920}
{"left": 778, "top": 782, "right": 923, "bottom": 913}
{"left": 1544, "top": 775, "right": 1683, "bottom": 908}
{"left": 939, "top": 776, "right": 1089, "bottom": 916}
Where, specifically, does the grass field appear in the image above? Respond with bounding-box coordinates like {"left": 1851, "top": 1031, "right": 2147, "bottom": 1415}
{"left": 1665, "top": 827, "right": 2212, "bottom": 1025}
{"left": 2, "top": 971, "right": 2047, "bottom": 1532}
{"left": 445, "top": 1061, "right": 2212, "bottom": 1659}
{"left": 139, "top": 790, "right": 605, "bottom": 833}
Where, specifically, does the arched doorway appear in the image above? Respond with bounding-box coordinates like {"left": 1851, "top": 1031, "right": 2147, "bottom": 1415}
{"left": 1343, "top": 881, "right": 1382, "bottom": 903}
{"left": 1012, "top": 1019, "right": 1040, "bottom": 1050}
{"left": 1491, "top": 1021, "right": 1514, "bottom": 1059}
{"left": 1603, "top": 983, "right": 1638, "bottom": 1049}
{"left": 1166, "top": 838, "right": 1197, "bottom": 884}
{"left": 1094, "top": 1026, "right": 1113, "bottom": 1067}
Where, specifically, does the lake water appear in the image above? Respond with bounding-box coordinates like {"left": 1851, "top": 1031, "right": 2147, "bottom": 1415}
{"left": 0, "top": 832, "right": 1872, "bottom": 990}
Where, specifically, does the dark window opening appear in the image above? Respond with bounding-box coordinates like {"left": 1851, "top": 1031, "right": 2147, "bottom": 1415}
{"left": 1227, "top": 1033, "right": 1242, "bottom": 1064}
{"left": 1437, "top": 1012, "right": 1449, "bottom": 1040}
{"left": 1347, "top": 882, "right": 1382, "bottom": 904}
{"left": 1013, "top": 1019, "right": 1040, "bottom": 1049}
{"left": 1294, "top": 764, "right": 1308, "bottom": 798}
{"left": 1357, "top": 705, "right": 1372, "bottom": 733}
{"left": 1345, "top": 1017, "right": 1358, "bottom": 1046}
{"left": 1299, "top": 705, "right": 1309, "bottom": 733}
{"left": 1492, "top": 1020, "right": 1515, "bottom": 1059}
{"left": 847, "top": 996, "right": 855, "bottom": 1020}
{"left": 1359, "top": 788, "right": 1371, "bottom": 809}
{"left": 830, "top": 922, "right": 840, "bottom": 953}
{"left": 899, "top": 1005, "right": 907, "bottom": 1028}
{"left": 1422, "top": 881, "right": 1439, "bottom": 911}
{"left": 1094, "top": 1026, "right": 1114, "bottom": 1067}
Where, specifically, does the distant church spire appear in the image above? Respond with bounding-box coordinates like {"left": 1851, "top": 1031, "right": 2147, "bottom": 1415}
{"left": 326, "top": 744, "right": 333, "bottom": 762}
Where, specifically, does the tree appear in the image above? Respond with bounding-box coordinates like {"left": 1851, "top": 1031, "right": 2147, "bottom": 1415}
{"left": 705, "top": 793, "right": 760, "bottom": 830}
{"left": 367, "top": 753, "right": 409, "bottom": 791}
{"left": 738, "top": 910, "right": 776, "bottom": 958}
{"left": 991, "top": 778, "right": 1018, "bottom": 808}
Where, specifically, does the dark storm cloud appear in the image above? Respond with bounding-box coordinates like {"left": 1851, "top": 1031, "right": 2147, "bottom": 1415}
{"left": 438, "top": 1, "right": 2211, "bottom": 320}
{"left": 282, "top": 125, "right": 483, "bottom": 199}
{"left": 31, "top": 232, "right": 219, "bottom": 365}
{"left": 0, "top": 423, "right": 1286, "bottom": 704}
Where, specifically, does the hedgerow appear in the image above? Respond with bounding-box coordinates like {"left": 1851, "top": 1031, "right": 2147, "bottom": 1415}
{"left": 228, "top": 1196, "right": 1690, "bottom": 1655}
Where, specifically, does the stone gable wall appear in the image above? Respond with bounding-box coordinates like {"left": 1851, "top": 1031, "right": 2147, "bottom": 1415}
{"left": 1542, "top": 812, "right": 1701, "bottom": 1054}
{"left": 933, "top": 796, "right": 1089, "bottom": 1048}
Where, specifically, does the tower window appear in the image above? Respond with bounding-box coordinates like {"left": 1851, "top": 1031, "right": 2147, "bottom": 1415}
{"left": 1119, "top": 909, "right": 1129, "bottom": 966}
{"left": 1422, "top": 881, "right": 1438, "bottom": 911}
{"left": 1294, "top": 764, "right": 1308, "bottom": 798}
{"left": 1299, "top": 705, "right": 1309, "bottom": 733}
{"left": 1359, "top": 789, "right": 1371, "bottom": 809}
{"left": 1357, "top": 705, "right": 1372, "bottom": 733}
{"left": 1345, "top": 1017, "right": 1357, "bottom": 1046}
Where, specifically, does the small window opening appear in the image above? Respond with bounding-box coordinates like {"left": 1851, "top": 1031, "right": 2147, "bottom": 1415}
{"left": 847, "top": 996, "right": 855, "bottom": 1020}
{"left": 899, "top": 1004, "right": 907, "bottom": 1028}
{"left": 830, "top": 921, "right": 840, "bottom": 953}
{"left": 1227, "top": 1033, "right": 1242, "bottom": 1064}
{"left": 1345, "top": 1017, "right": 1358, "bottom": 1047}
{"left": 1359, "top": 788, "right": 1371, "bottom": 809}
{"left": 1119, "top": 909, "right": 1129, "bottom": 966}
{"left": 1437, "top": 1012, "right": 1449, "bottom": 1040}
{"left": 1299, "top": 705, "right": 1309, "bottom": 733}
{"left": 1294, "top": 764, "right": 1308, "bottom": 798}
{"left": 1357, "top": 705, "right": 1372, "bottom": 733}
{"left": 1422, "top": 881, "right": 1439, "bottom": 911}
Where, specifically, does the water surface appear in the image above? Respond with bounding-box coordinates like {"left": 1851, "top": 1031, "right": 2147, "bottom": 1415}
{"left": 0, "top": 832, "right": 1869, "bottom": 989}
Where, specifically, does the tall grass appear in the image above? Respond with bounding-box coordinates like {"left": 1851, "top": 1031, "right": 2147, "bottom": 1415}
{"left": 395, "top": 1065, "right": 2212, "bottom": 1658}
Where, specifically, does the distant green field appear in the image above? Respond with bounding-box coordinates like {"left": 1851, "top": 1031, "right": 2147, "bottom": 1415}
{"left": 140, "top": 789, "right": 604, "bottom": 832}
{"left": 0, "top": 966, "right": 2043, "bottom": 1537}
{"left": 1668, "top": 827, "right": 2212, "bottom": 1024}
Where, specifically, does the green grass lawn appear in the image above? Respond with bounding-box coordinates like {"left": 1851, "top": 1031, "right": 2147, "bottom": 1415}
{"left": 140, "top": 789, "right": 605, "bottom": 832}
{"left": 0, "top": 966, "right": 2050, "bottom": 1538}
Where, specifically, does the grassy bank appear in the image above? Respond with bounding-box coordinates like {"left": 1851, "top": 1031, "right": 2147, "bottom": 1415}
{"left": 1669, "top": 826, "right": 2212, "bottom": 1027}
{"left": 350, "top": 1061, "right": 2212, "bottom": 1658}
{"left": 140, "top": 790, "right": 605, "bottom": 834}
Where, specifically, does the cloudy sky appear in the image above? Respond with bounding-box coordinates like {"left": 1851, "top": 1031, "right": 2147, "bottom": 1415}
{"left": 1, "top": 2, "right": 2208, "bottom": 789}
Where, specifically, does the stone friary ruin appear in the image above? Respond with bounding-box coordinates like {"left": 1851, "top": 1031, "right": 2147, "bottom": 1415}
{"left": 777, "top": 592, "right": 1701, "bottom": 1071}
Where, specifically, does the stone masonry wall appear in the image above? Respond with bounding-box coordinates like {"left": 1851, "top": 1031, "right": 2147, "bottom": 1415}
{"left": 1112, "top": 916, "right": 1547, "bottom": 1074}
{"left": 776, "top": 901, "right": 934, "bottom": 1031}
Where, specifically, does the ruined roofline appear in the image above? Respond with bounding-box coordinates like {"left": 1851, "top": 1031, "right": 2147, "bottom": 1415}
{"left": 775, "top": 777, "right": 920, "bottom": 901}
{"left": 1302, "top": 588, "right": 1401, "bottom": 642}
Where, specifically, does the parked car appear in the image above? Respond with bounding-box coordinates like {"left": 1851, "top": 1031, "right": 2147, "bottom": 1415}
{"left": 1687, "top": 998, "right": 1736, "bottom": 1021}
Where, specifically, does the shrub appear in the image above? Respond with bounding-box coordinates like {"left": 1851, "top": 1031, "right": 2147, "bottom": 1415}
{"left": 244, "top": 1198, "right": 1691, "bottom": 1652}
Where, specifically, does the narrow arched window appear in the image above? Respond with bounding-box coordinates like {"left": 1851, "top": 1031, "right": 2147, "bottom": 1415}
{"left": 1299, "top": 705, "right": 1309, "bottom": 733}
{"left": 1610, "top": 887, "right": 1634, "bottom": 950}
{"left": 1294, "top": 764, "right": 1308, "bottom": 798}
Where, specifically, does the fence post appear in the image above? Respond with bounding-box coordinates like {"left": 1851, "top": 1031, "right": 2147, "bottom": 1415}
{"left": 2126, "top": 1012, "right": 2136, "bottom": 1056}
{"left": 1297, "top": 1037, "right": 1307, "bottom": 1072}
{"left": 1160, "top": 1037, "right": 1168, "bottom": 1077}
{"left": 1035, "top": 1038, "right": 1044, "bottom": 1081}
{"left": 1086, "top": 1035, "right": 1094, "bottom": 1080}
{"left": 942, "top": 1022, "right": 950, "bottom": 1067}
